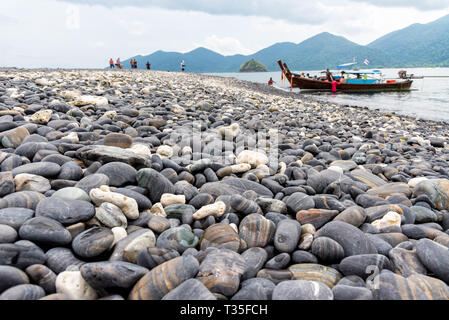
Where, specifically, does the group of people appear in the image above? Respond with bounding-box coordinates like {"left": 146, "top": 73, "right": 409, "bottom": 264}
{"left": 109, "top": 58, "right": 122, "bottom": 69}
{"left": 109, "top": 58, "right": 188, "bottom": 71}
{"left": 129, "top": 59, "right": 138, "bottom": 69}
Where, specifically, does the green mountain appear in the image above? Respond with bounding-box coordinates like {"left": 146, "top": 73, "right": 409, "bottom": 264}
{"left": 121, "top": 14, "right": 449, "bottom": 72}
{"left": 368, "top": 14, "right": 449, "bottom": 67}
{"left": 239, "top": 59, "right": 267, "bottom": 72}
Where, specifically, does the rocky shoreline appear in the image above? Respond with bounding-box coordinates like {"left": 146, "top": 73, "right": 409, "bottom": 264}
{"left": 0, "top": 69, "right": 448, "bottom": 300}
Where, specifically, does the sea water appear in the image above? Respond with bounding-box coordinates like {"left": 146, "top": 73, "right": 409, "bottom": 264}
{"left": 207, "top": 68, "right": 449, "bottom": 123}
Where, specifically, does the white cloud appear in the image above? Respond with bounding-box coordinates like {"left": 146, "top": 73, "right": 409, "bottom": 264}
{"left": 0, "top": 0, "right": 448, "bottom": 68}
{"left": 195, "top": 35, "right": 253, "bottom": 55}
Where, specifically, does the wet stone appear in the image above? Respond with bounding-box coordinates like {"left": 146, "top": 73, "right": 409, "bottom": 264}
{"left": 72, "top": 227, "right": 114, "bottom": 258}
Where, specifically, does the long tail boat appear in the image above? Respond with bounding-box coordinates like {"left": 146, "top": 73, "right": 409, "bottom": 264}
{"left": 278, "top": 60, "right": 413, "bottom": 92}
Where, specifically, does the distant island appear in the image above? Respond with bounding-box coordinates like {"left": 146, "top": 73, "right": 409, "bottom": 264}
{"left": 121, "top": 13, "right": 449, "bottom": 72}
{"left": 239, "top": 59, "right": 267, "bottom": 72}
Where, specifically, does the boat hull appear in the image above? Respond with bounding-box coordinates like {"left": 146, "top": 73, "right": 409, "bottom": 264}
{"left": 278, "top": 60, "right": 413, "bottom": 92}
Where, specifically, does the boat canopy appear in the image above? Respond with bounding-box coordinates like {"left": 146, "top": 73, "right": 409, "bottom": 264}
{"left": 337, "top": 62, "right": 357, "bottom": 68}
{"left": 320, "top": 69, "right": 382, "bottom": 75}
{"left": 342, "top": 70, "right": 382, "bottom": 75}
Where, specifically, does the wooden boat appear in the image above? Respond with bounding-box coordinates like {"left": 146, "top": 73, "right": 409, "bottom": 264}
{"left": 278, "top": 60, "right": 413, "bottom": 92}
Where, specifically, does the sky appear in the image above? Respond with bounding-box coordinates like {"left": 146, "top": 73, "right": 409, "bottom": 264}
{"left": 1, "top": 0, "right": 449, "bottom": 68}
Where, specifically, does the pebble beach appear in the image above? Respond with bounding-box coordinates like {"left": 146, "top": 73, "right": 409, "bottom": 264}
{"left": 0, "top": 69, "right": 448, "bottom": 300}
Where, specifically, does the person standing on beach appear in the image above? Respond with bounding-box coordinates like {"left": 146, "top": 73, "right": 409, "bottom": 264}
{"left": 109, "top": 58, "right": 114, "bottom": 69}
{"left": 130, "top": 59, "right": 134, "bottom": 69}
{"left": 326, "top": 69, "right": 333, "bottom": 82}
{"left": 146, "top": 61, "right": 151, "bottom": 70}
{"left": 116, "top": 57, "right": 122, "bottom": 69}
{"left": 181, "top": 60, "right": 185, "bottom": 72}
{"left": 134, "top": 60, "right": 138, "bottom": 69}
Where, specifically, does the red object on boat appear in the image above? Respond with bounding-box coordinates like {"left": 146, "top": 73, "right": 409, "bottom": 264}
{"left": 331, "top": 81, "right": 337, "bottom": 92}
{"left": 386, "top": 80, "right": 396, "bottom": 83}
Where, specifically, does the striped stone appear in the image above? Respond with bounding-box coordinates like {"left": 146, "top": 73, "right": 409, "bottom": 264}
{"left": 200, "top": 223, "right": 241, "bottom": 252}
{"left": 288, "top": 263, "right": 342, "bottom": 288}
{"left": 129, "top": 255, "right": 199, "bottom": 300}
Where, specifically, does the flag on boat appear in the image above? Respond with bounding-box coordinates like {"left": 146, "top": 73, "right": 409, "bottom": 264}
{"left": 363, "top": 59, "right": 370, "bottom": 65}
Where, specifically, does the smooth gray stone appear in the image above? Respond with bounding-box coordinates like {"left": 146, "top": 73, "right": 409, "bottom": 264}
{"left": 285, "top": 192, "right": 315, "bottom": 214}
{"left": 11, "top": 162, "right": 61, "bottom": 178}
{"left": 0, "top": 224, "right": 18, "bottom": 243}
{"left": 0, "top": 241, "right": 46, "bottom": 269}
{"left": 45, "top": 247, "right": 85, "bottom": 274}
{"left": 315, "top": 221, "right": 378, "bottom": 257}
{"left": 291, "top": 250, "right": 318, "bottom": 264}
{"left": 231, "top": 278, "right": 275, "bottom": 300}
{"left": 96, "top": 162, "right": 137, "bottom": 187}
{"left": 162, "top": 278, "right": 216, "bottom": 300}
{"left": 241, "top": 247, "right": 268, "bottom": 280}
{"left": 57, "top": 161, "right": 83, "bottom": 181}
{"left": 25, "top": 264, "right": 57, "bottom": 294}
{"left": 74, "top": 173, "right": 109, "bottom": 193}
{"left": 339, "top": 254, "right": 393, "bottom": 279}
{"left": 416, "top": 238, "right": 449, "bottom": 283}
{"left": 272, "top": 280, "right": 333, "bottom": 300}
{"left": 72, "top": 227, "right": 114, "bottom": 258}
{"left": 80, "top": 261, "right": 148, "bottom": 289}
{"left": 371, "top": 270, "right": 428, "bottom": 300}
{"left": 19, "top": 217, "right": 72, "bottom": 246}
{"left": 136, "top": 168, "right": 174, "bottom": 203}
{"left": 114, "top": 188, "right": 152, "bottom": 210}
{"left": 332, "top": 285, "right": 373, "bottom": 300}
{"left": 0, "top": 265, "right": 30, "bottom": 292}
{"left": 265, "top": 252, "right": 291, "bottom": 270}
{"left": 337, "top": 275, "right": 366, "bottom": 287}
{"left": 0, "top": 284, "right": 45, "bottom": 300}
{"left": 274, "top": 219, "right": 301, "bottom": 253}
{"left": 35, "top": 197, "right": 95, "bottom": 224}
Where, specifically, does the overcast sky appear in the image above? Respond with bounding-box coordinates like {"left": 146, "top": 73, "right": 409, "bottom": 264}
{"left": 1, "top": 0, "right": 448, "bottom": 68}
